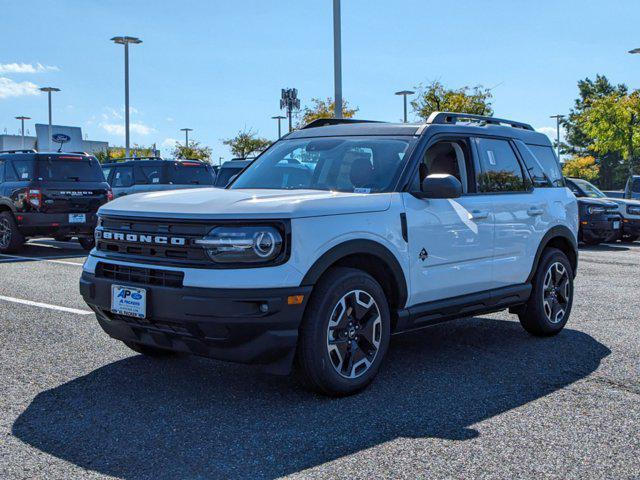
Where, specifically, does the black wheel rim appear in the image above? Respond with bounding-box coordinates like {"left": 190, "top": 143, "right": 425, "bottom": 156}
{"left": 326, "top": 289, "right": 382, "bottom": 379}
{"left": 0, "top": 218, "right": 11, "bottom": 249}
{"left": 542, "top": 261, "right": 570, "bottom": 324}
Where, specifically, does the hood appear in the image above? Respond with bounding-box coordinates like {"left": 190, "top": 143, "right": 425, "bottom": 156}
{"left": 577, "top": 197, "right": 618, "bottom": 208}
{"left": 98, "top": 188, "right": 392, "bottom": 220}
{"left": 606, "top": 197, "right": 640, "bottom": 207}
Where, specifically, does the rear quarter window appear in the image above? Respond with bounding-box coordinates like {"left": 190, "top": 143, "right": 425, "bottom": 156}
{"left": 526, "top": 145, "right": 564, "bottom": 187}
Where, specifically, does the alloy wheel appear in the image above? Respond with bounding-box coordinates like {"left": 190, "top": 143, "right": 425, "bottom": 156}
{"left": 542, "top": 261, "right": 570, "bottom": 324}
{"left": 326, "top": 289, "right": 382, "bottom": 379}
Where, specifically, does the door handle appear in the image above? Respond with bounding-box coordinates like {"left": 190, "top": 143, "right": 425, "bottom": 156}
{"left": 471, "top": 209, "right": 489, "bottom": 220}
{"left": 528, "top": 207, "right": 544, "bottom": 216}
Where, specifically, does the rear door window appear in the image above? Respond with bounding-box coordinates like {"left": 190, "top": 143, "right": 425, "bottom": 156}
{"left": 7, "top": 159, "right": 36, "bottom": 181}
{"left": 474, "top": 138, "right": 529, "bottom": 192}
{"left": 167, "top": 162, "right": 213, "bottom": 185}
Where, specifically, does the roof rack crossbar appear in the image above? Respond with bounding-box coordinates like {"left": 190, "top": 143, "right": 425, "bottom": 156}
{"left": 0, "top": 149, "right": 37, "bottom": 154}
{"left": 426, "top": 112, "right": 534, "bottom": 131}
{"left": 301, "top": 118, "right": 385, "bottom": 129}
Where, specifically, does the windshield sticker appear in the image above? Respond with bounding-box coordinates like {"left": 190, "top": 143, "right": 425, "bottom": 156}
{"left": 21, "top": 173, "right": 29, "bottom": 179}
{"left": 354, "top": 187, "right": 371, "bottom": 194}
{"left": 152, "top": 178, "right": 159, "bottom": 183}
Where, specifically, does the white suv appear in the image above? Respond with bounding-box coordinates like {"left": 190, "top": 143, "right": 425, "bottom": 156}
{"left": 80, "top": 113, "right": 579, "bottom": 396}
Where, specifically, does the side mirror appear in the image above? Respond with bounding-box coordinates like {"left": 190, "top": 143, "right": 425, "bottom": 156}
{"left": 414, "top": 174, "right": 462, "bottom": 199}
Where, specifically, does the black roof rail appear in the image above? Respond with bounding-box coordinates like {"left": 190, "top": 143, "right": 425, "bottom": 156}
{"left": 69, "top": 151, "right": 90, "bottom": 155}
{"left": 426, "top": 111, "right": 534, "bottom": 131}
{"left": 301, "top": 118, "right": 385, "bottom": 129}
{"left": 120, "top": 156, "right": 164, "bottom": 161}
{"left": 0, "top": 149, "right": 37, "bottom": 155}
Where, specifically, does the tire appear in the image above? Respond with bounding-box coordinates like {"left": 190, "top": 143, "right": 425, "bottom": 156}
{"left": 123, "top": 341, "right": 176, "bottom": 357}
{"left": 518, "top": 248, "right": 574, "bottom": 336}
{"left": 621, "top": 235, "right": 639, "bottom": 243}
{"left": 296, "top": 267, "right": 391, "bottom": 397}
{"left": 0, "top": 211, "right": 25, "bottom": 253}
{"left": 78, "top": 236, "right": 95, "bottom": 251}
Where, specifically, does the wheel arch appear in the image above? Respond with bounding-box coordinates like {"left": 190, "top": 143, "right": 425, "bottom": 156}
{"left": 527, "top": 225, "right": 578, "bottom": 282}
{"left": 301, "top": 239, "right": 408, "bottom": 319}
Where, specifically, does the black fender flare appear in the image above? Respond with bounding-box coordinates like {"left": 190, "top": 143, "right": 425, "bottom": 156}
{"left": 526, "top": 225, "right": 578, "bottom": 282}
{"left": 301, "top": 239, "right": 408, "bottom": 308}
{"left": 0, "top": 199, "right": 16, "bottom": 214}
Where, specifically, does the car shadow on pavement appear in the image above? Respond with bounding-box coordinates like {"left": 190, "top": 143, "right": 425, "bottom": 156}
{"left": 12, "top": 318, "right": 609, "bottom": 480}
{"left": 0, "top": 240, "right": 86, "bottom": 263}
{"left": 578, "top": 243, "right": 632, "bottom": 252}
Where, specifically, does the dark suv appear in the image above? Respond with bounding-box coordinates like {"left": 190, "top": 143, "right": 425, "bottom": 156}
{"left": 0, "top": 150, "right": 111, "bottom": 252}
{"left": 102, "top": 157, "right": 216, "bottom": 198}
{"left": 565, "top": 177, "right": 621, "bottom": 245}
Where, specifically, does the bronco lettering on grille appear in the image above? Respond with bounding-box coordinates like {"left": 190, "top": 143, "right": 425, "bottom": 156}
{"left": 99, "top": 230, "right": 186, "bottom": 246}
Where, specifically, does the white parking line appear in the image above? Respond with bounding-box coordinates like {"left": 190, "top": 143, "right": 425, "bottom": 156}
{"left": 0, "top": 295, "right": 93, "bottom": 315}
{"left": 0, "top": 253, "right": 84, "bottom": 266}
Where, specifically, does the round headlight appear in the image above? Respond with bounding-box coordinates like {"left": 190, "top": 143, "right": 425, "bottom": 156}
{"left": 587, "top": 206, "right": 604, "bottom": 215}
{"left": 195, "top": 225, "right": 283, "bottom": 264}
{"left": 627, "top": 205, "right": 640, "bottom": 216}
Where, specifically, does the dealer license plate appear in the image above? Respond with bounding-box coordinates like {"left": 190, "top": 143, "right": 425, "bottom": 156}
{"left": 613, "top": 221, "right": 620, "bottom": 230}
{"left": 111, "top": 285, "right": 147, "bottom": 318}
{"left": 69, "top": 213, "right": 86, "bottom": 224}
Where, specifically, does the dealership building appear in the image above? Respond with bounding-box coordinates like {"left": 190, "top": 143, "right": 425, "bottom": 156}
{"left": 0, "top": 124, "right": 108, "bottom": 154}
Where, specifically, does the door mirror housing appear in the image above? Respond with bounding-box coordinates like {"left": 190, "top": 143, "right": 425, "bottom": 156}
{"left": 414, "top": 174, "right": 463, "bottom": 199}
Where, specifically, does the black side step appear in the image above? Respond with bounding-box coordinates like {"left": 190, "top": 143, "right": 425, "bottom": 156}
{"left": 394, "top": 284, "right": 531, "bottom": 333}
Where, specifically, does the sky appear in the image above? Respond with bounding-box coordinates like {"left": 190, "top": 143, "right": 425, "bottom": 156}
{"left": 1, "top": 0, "right": 640, "bottom": 161}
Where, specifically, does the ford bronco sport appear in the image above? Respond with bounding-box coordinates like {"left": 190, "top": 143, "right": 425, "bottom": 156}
{"left": 0, "top": 150, "right": 111, "bottom": 252}
{"left": 80, "top": 113, "right": 579, "bottom": 396}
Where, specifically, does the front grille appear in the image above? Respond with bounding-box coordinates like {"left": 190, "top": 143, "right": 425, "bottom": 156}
{"left": 96, "top": 216, "right": 210, "bottom": 264}
{"left": 96, "top": 262, "right": 184, "bottom": 288}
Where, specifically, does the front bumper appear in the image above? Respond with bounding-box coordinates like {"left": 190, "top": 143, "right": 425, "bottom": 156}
{"left": 17, "top": 212, "right": 97, "bottom": 237}
{"left": 581, "top": 215, "right": 621, "bottom": 241}
{"left": 622, "top": 217, "right": 640, "bottom": 236}
{"left": 80, "top": 271, "right": 311, "bottom": 374}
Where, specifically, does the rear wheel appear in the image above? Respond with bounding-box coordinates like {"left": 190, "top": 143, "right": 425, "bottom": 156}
{"left": 78, "top": 236, "right": 95, "bottom": 251}
{"left": 123, "top": 341, "right": 176, "bottom": 357}
{"left": 518, "top": 248, "right": 574, "bottom": 336}
{"left": 0, "top": 212, "right": 24, "bottom": 253}
{"left": 296, "top": 267, "right": 390, "bottom": 397}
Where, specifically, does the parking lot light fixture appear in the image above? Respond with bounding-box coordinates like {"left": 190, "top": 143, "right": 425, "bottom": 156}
{"left": 180, "top": 128, "right": 193, "bottom": 148}
{"left": 39, "top": 87, "right": 60, "bottom": 151}
{"left": 550, "top": 114, "right": 565, "bottom": 159}
{"left": 271, "top": 115, "right": 286, "bottom": 138}
{"left": 395, "top": 90, "right": 415, "bottom": 123}
{"left": 628, "top": 48, "right": 640, "bottom": 54}
{"left": 111, "top": 36, "right": 142, "bottom": 157}
{"left": 15, "top": 116, "right": 31, "bottom": 149}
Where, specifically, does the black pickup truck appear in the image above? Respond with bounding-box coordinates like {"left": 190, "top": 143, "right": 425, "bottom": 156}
{"left": 0, "top": 150, "right": 112, "bottom": 252}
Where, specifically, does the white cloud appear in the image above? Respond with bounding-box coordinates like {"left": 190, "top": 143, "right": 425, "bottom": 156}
{"left": 0, "top": 62, "right": 59, "bottom": 74}
{"left": 162, "top": 137, "right": 177, "bottom": 147}
{"left": 0, "top": 77, "right": 40, "bottom": 99}
{"left": 537, "top": 126, "right": 565, "bottom": 143}
{"left": 165, "top": 117, "right": 174, "bottom": 122}
{"left": 101, "top": 122, "right": 155, "bottom": 136}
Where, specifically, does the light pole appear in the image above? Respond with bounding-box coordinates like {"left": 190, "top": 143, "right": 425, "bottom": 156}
{"left": 333, "top": 0, "right": 343, "bottom": 118}
{"left": 271, "top": 115, "right": 286, "bottom": 138}
{"left": 549, "top": 114, "right": 565, "bottom": 159}
{"left": 395, "top": 90, "right": 415, "bottom": 123}
{"left": 111, "top": 36, "right": 142, "bottom": 157}
{"left": 15, "top": 116, "right": 31, "bottom": 149}
{"left": 180, "top": 128, "right": 193, "bottom": 148}
{"left": 39, "top": 87, "right": 60, "bottom": 151}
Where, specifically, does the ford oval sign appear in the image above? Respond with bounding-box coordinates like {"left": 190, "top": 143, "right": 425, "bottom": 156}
{"left": 52, "top": 133, "right": 71, "bottom": 143}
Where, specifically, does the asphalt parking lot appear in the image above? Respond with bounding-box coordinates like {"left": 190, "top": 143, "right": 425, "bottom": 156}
{"left": 0, "top": 240, "right": 638, "bottom": 479}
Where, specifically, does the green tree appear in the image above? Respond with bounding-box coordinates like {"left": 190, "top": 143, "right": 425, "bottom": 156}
{"left": 562, "top": 75, "right": 628, "bottom": 188}
{"left": 297, "top": 97, "right": 358, "bottom": 127}
{"left": 576, "top": 91, "right": 640, "bottom": 176}
{"left": 562, "top": 155, "right": 600, "bottom": 182}
{"left": 222, "top": 129, "right": 271, "bottom": 158}
{"left": 171, "top": 140, "right": 212, "bottom": 161}
{"left": 93, "top": 145, "right": 156, "bottom": 163}
{"left": 411, "top": 80, "right": 493, "bottom": 120}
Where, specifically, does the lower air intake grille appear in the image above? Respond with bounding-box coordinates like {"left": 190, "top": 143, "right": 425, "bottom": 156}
{"left": 96, "top": 262, "right": 184, "bottom": 288}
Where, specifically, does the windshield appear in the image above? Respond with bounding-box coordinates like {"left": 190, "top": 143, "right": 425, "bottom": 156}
{"left": 37, "top": 156, "right": 105, "bottom": 182}
{"left": 574, "top": 179, "right": 606, "bottom": 198}
{"left": 230, "top": 136, "right": 413, "bottom": 193}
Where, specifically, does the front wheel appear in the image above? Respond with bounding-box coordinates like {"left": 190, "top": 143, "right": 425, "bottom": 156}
{"left": 518, "top": 248, "right": 574, "bottom": 336}
{"left": 296, "top": 267, "right": 391, "bottom": 397}
{"left": 78, "top": 236, "right": 95, "bottom": 251}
